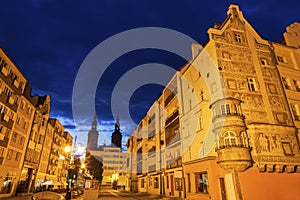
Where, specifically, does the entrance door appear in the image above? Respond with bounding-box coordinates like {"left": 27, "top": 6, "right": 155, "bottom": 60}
{"left": 219, "top": 178, "right": 227, "bottom": 200}
{"left": 170, "top": 175, "right": 174, "bottom": 196}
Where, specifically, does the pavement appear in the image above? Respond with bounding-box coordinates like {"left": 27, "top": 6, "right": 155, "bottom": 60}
{"left": 1, "top": 190, "right": 182, "bottom": 200}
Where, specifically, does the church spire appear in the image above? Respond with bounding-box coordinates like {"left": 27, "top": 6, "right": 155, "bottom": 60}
{"left": 115, "top": 114, "right": 120, "bottom": 132}
{"left": 87, "top": 113, "right": 99, "bottom": 150}
{"left": 92, "top": 112, "right": 97, "bottom": 130}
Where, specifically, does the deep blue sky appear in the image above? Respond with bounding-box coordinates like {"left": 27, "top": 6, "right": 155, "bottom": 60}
{"left": 0, "top": 1, "right": 299, "bottom": 148}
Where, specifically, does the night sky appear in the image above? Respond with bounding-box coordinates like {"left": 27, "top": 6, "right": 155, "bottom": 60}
{"left": 0, "top": 1, "right": 299, "bottom": 149}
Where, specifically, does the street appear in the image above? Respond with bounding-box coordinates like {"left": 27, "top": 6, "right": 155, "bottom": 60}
{"left": 70, "top": 185, "right": 163, "bottom": 200}
{"left": 96, "top": 186, "right": 162, "bottom": 200}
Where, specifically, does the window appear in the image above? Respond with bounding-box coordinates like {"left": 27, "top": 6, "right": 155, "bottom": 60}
{"left": 221, "top": 104, "right": 231, "bottom": 115}
{"left": 293, "top": 80, "right": 300, "bottom": 91}
{"left": 23, "top": 121, "right": 27, "bottom": 129}
{"left": 277, "top": 56, "right": 287, "bottom": 63}
{"left": 7, "top": 149, "right": 13, "bottom": 160}
{"left": 260, "top": 59, "right": 268, "bottom": 66}
{"left": 18, "top": 136, "right": 23, "bottom": 145}
{"left": 235, "top": 104, "right": 241, "bottom": 115}
{"left": 11, "top": 132, "right": 17, "bottom": 142}
{"left": 247, "top": 78, "right": 258, "bottom": 91}
{"left": 0, "top": 147, "right": 4, "bottom": 157}
{"left": 291, "top": 104, "right": 300, "bottom": 120}
{"left": 16, "top": 116, "right": 21, "bottom": 125}
{"left": 195, "top": 172, "right": 208, "bottom": 193}
{"left": 166, "top": 176, "right": 169, "bottom": 189}
{"left": 282, "top": 77, "right": 292, "bottom": 90}
{"left": 199, "top": 111, "right": 204, "bottom": 130}
{"left": 20, "top": 100, "right": 25, "bottom": 109}
{"left": 3, "top": 86, "right": 12, "bottom": 97}
{"left": 15, "top": 152, "right": 20, "bottom": 161}
{"left": 223, "top": 131, "right": 237, "bottom": 147}
{"left": 141, "top": 178, "right": 145, "bottom": 188}
{"left": 154, "top": 177, "right": 159, "bottom": 188}
{"left": 187, "top": 173, "right": 191, "bottom": 193}
{"left": 26, "top": 107, "right": 31, "bottom": 114}
{"left": 234, "top": 33, "right": 242, "bottom": 43}
{"left": 5, "top": 129, "right": 10, "bottom": 137}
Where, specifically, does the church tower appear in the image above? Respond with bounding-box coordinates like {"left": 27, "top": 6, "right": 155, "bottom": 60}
{"left": 87, "top": 113, "right": 99, "bottom": 150}
{"left": 111, "top": 116, "right": 122, "bottom": 148}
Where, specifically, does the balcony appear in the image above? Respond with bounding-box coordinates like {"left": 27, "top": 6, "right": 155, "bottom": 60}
{"left": 216, "top": 146, "right": 252, "bottom": 172}
{"left": 0, "top": 113, "right": 13, "bottom": 129}
{"left": 0, "top": 93, "right": 18, "bottom": 112}
{"left": 0, "top": 137, "right": 9, "bottom": 147}
{"left": 0, "top": 69, "right": 22, "bottom": 94}
{"left": 166, "top": 130, "right": 181, "bottom": 146}
{"left": 164, "top": 92, "right": 176, "bottom": 107}
{"left": 148, "top": 146, "right": 156, "bottom": 157}
{"left": 165, "top": 110, "right": 179, "bottom": 126}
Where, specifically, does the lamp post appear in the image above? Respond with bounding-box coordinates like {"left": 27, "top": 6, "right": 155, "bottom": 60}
{"left": 64, "top": 139, "right": 86, "bottom": 200}
{"left": 64, "top": 145, "right": 73, "bottom": 200}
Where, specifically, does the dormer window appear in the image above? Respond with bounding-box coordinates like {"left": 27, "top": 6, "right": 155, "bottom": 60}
{"left": 234, "top": 33, "right": 242, "bottom": 43}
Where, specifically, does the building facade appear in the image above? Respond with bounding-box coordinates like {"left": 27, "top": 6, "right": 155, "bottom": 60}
{"left": 0, "top": 48, "right": 35, "bottom": 197}
{"left": 127, "top": 4, "right": 300, "bottom": 200}
{"left": 0, "top": 46, "right": 74, "bottom": 197}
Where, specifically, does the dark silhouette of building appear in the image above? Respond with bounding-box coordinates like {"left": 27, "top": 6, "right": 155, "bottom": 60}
{"left": 87, "top": 113, "right": 99, "bottom": 150}
{"left": 111, "top": 116, "right": 122, "bottom": 148}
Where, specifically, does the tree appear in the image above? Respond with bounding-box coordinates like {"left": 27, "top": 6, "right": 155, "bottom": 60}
{"left": 85, "top": 154, "right": 103, "bottom": 181}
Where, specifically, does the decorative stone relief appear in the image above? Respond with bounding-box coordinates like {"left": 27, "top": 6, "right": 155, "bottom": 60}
{"left": 269, "top": 96, "right": 285, "bottom": 111}
{"left": 249, "top": 111, "right": 268, "bottom": 122}
{"left": 262, "top": 67, "right": 276, "bottom": 80}
{"left": 255, "top": 43, "right": 270, "bottom": 51}
{"left": 242, "top": 94, "right": 264, "bottom": 109}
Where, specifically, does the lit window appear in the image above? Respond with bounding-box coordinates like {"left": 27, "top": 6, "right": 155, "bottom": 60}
{"left": 293, "top": 80, "right": 300, "bottom": 91}
{"left": 223, "top": 131, "right": 237, "bottom": 147}
{"left": 282, "top": 77, "right": 292, "bottom": 90}
{"left": 247, "top": 78, "right": 258, "bottom": 91}
{"left": 291, "top": 104, "right": 300, "bottom": 121}
{"left": 195, "top": 172, "right": 208, "bottom": 193}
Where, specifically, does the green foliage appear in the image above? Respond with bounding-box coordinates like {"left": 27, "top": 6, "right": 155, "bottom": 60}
{"left": 85, "top": 155, "right": 103, "bottom": 181}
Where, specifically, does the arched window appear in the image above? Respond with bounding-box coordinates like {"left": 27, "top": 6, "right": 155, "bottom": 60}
{"left": 239, "top": 131, "right": 249, "bottom": 147}
{"left": 223, "top": 131, "right": 237, "bottom": 147}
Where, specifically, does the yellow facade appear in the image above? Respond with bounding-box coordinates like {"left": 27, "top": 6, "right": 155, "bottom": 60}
{"left": 127, "top": 4, "right": 300, "bottom": 200}
{"left": 0, "top": 47, "right": 35, "bottom": 197}
{"left": 0, "top": 46, "right": 73, "bottom": 197}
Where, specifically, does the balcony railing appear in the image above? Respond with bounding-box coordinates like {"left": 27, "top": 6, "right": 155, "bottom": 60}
{"left": 212, "top": 112, "right": 244, "bottom": 122}
{"left": 164, "top": 92, "right": 176, "bottom": 107}
{"left": 165, "top": 110, "right": 179, "bottom": 126}
{"left": 148, "top": 164, "right": 156, "bottom": 172}
{"left": 166, "top": 131, "right": 181, "bottom": 146}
